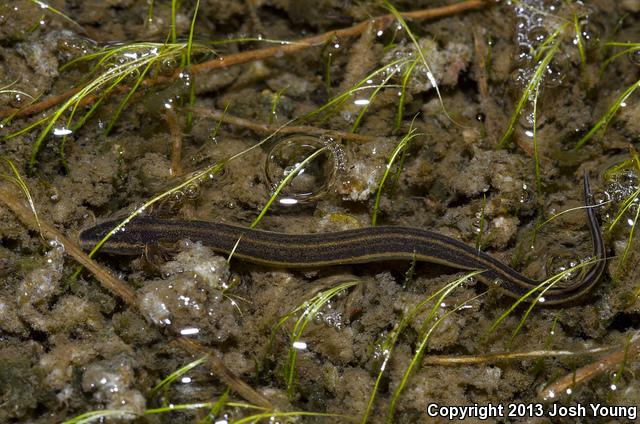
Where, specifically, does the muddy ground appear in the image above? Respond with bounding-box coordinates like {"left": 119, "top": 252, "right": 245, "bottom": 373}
{"left": 1, "top": 0, "right": 639, "bottom": 422}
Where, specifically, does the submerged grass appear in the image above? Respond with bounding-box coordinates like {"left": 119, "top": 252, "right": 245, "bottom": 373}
{"left": 63, "top": 402, "right": 351, "bottom": 424}
{"left": 384, "top": 1, "right": 460, "bottom": 127}
{"left": 0, "top": 157, "right": 42, "bottom": 237}
{"left": 487, "top": 258, "right": 601, "bottom": 343}
{"left": 592, "top": 151, "right": 640, "bottom": 286}
{"left": 4, "top": 41, "right": 212, "bottom": 171}
{"left": 609, "top": 185, "right": 640, "bottom": 273}
{"left": 576, "top": 42, "right": 640, "bottom": 148}
{"left": 498, "top": 23, "right": 566, "bottom": 148}
{"left": 302, "top": 56, "right": 409, "bottom": 131}
{"left": 531, "top": 82, "right": 542, "bottom": 193}
{"left": 575, "top": 78, "right": 640, "bottom": 149}
{"left": 371, "top": 123, "right": 420, "bottom": 225}
{"left": 148, "top": 356, "right": 207, "bottom": 399}
{"left": 5, "top": 0, "right": 207, "bottom": 171}
{"left": 30, "top": 0, "right": 84, "bottom": 34}
{"left": 360, "top": 272, "right": 481, "bottom": 424}
{"left": 0, "top": 80, "right": 35, "bottom": 103}
{"left": 270, "top": 280, "right": 360, "bottom": 397}
{"left": 386, "top": 278, "right": 483, "bottom": 422}
{"left": 395, "top": 57, "right": 420, "bottom": 131}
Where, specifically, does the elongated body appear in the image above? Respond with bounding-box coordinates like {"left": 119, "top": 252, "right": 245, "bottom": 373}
{"left": 80, "top": 175, "right": 605, "bottom": 305}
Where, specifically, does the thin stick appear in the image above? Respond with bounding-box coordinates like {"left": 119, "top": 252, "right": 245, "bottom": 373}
{"left": 0, "top": 186, "right": 137, "bottom": 305}
{"left": 166, "top": 108, "right": 183, "bottom": 176}
{"left": 190, "top": 106, "right": 386, "bottom": 143}
{"left": 423, "top": 347, "right": 612, "bottom": 365}
{"left": 0, "top": 0, "right": 489, "bottom": 120}
{"left": 537, "top": 332, "right": 640, "bottom": 401}
{"left": 0, "top": 185, "right": 273, "bottom": 409}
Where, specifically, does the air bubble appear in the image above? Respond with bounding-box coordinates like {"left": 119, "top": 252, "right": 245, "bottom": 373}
{"left": 628, "top": 49, "right": 640, "bottom": 66}
{"left": 184, "top": 183, "right": 200, "bottom": 200}
{"left": 264, "top": 134, "right": 339, "bottom": 203}
{"left": 160, "top": 57, "right": 178, "bottom": 74}
{"left": 519, "top": 183, "right": 533, "bottom": 203}
{"left": 527, "top": 26, "right": 549, "bottom": 50}
{"left": 579, "top": 19, "right": 604, "bottom": 51}
{"left": 541, "top": 61, "right": 567, "bottom": 87}
{"left": 546, "top": 255, "right": 581, "bottom": 284}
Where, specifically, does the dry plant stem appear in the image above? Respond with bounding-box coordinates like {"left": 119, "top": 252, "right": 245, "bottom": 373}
{"left": 472, "top": 27, "right": 490, "bottom": 103}
{"left": 166, "top": 108, "right": 183, "bottom": 176}
{"left": 190, "top": 106, "right": 386, "bottom": 143}
{"left": 0, "top": 0, "right": 489, "bottom": 120}
{"left": 538, "top": 333, "right": 640, "bottom": 401}
{"left": 0, "top": 186, "right": 137, "bottom": 305}
{"left": 175, "top": 337, "right": 273, "bottom": 408}
{"left": 0, "top": 185, "right": 273, "bottom": 409}
{"left": 471, "top": 26, "right": 501, "bottom": 146}
{"left": 423, "top": 347, "right": 612, "bottom": 365}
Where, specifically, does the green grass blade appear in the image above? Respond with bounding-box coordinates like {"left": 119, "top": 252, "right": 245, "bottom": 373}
{"left": 281, "top": 281, "right": 360, "bottom": 396}
{"left": 363, "top": 271, "right": 480, "bottom": 423}
{"left": 395, "top": 58, "right": 419, "bottom": 132}
{"left": 105, "top": 57, "right": 155, "bottom": 135}
{"left": 498, "top": 25, "right": 565, "bottom": 147}
{"left": 302, "top": 57, "right": 410, "bottom": 124}
{"left": 61, "top": 410, "right": 138, "bottom": 424}
{"left": 371, "top": 125, "right": 419, "bottom": 225}
{"left": 383, "top": 1, "right": 460, "bottom": 127}
{"left": 573, "top": 14, "right": 586, "bottom": 70}
{"left": 575, "top": 78, "right": 640, "bottom": 149}
{"left": 30, "top": 0, "right": 84, "bottom": 33}
{"left": 149, "top": 356, "right": 207, "bottom": 397}
{"left": 531, "top": 81, "right": 542, "bottom": 193}
{"left": 350, "top": 67, "right": 399, "bottom": 133}
{"left": 386, "top": 279, "right": 483, "bottom": 422}
{"left": 171, "top": 0, "right": 178, "bottom": 43}
{"left": 0, "top": 157, "right": 42, "bottom": 237}
{"left": 487, "top": 258, "right": 599, "bottom": 340}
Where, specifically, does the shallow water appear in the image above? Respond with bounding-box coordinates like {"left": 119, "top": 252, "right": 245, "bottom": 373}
{"left": 1, "top": 0, "right": 639, "bottom": 422}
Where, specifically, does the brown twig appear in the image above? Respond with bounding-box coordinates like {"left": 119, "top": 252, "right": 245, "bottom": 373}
{"left": 423, "top": 347, "right": 612, "bottom": 365}
{"left": 537, "top": 332, "right": 640, "bottom": 401}
{"left": 166, "top": 108, "right": 183, "bottom": 176}
{"left": 190, "top": 106, "right": 388, "bottom": 143}
{"left": 0, "top": 184, "right": 273, "bottom": 409}
{"left": 0, "top": 186, "right": 138, "bottom": 305}
{"left": 0, "top": 0, "right": 489, "bottom": 120}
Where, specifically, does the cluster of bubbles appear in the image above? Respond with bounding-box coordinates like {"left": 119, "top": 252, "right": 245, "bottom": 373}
{"left": 544, "top": 255, "right": 596, "bottom": 284}
{"left": 510, "top": 0, "right": 602, "bottom": 134}
{"left": 311, "top": 299, "right": 346, "bottom": 330}
{"left": 596, "top": 166, "right": 640, "bottom": 227}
